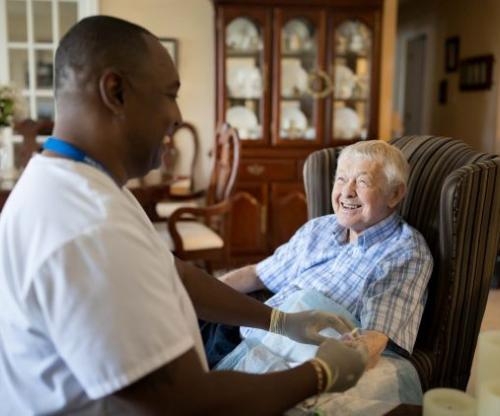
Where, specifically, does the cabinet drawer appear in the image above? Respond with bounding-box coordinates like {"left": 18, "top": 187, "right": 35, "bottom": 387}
{"left": 239, "top": 160, "right": 296, "bottom": 181}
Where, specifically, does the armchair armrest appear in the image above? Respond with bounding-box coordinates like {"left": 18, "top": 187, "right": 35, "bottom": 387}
{"left": 408, "top": 346, "right": 436, "bottom": 392}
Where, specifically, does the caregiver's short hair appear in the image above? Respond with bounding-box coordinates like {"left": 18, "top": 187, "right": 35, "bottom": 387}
{"left": 338, "top": 140, "right": 409, "bottom": 189}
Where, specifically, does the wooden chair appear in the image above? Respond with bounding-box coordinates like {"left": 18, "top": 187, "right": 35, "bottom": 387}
{"left": 129, "top": 122, "right": 201, "bottom": 220}
{"left": 303, "top": 136, "right": 500, "bottom": 391}
{"left": 154, "top": 123, "right": 241, "bottom": 272}
{"left": 159, "top": 121, "right": 200, "bottom": 197}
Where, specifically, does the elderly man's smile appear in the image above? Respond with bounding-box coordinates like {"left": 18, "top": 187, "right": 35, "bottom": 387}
{"left": 340, "top": 201, "right": 362, "bottom": 211}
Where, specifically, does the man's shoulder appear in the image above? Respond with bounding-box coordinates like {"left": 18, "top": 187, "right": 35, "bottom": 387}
{"left": 1, "top": 157, "right": 143, "bottom": 265}
{"left": 389, "top": 218, "right": 433, "bottom": 260}
{"left": 398, "top": 219, "right": 428, "bottom": 245}
{"left": 15, "top": 155, "right": 127, "bottom": 220}
{"left": 306, "top": 213, "right": 338, "bottom": 229}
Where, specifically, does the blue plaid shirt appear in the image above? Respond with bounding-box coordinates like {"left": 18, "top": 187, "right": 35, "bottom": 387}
{"left": 248, "top": 213, "right": 433, "bottom": 354}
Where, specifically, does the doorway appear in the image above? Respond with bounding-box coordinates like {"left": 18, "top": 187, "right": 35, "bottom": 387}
{"left": 403, "top": 34, "right": 427, "bottom": 135}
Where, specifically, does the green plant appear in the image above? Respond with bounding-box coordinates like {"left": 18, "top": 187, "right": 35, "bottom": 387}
{"left": 0, "top": 85, "right": 26, "bottom": 127}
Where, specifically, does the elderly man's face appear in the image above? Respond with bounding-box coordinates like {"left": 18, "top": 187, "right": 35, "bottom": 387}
{"left": 332, "top": 157, "right": 400, "bottom": 235}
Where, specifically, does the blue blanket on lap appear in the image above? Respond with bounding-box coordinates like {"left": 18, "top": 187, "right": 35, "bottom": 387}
{"left": 216, "top": 289, "right": 422, "bottom": 415}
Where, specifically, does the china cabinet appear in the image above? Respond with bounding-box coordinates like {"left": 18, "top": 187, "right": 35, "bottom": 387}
{"left": 213, "top": 0, "right": 383, "bottom": 264}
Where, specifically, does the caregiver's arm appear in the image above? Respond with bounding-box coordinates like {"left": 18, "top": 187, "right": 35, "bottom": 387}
{"left": 175, "top": 258, "right": 270, "bottom": 329}
{"left": 217, "top": 264, "right": 266, "bottom": 293}
{"left": 175, "top": 258, "right": 354, "bottom": 342}
{"left": 111, "top": 338, "right": 367, "bottom": 415}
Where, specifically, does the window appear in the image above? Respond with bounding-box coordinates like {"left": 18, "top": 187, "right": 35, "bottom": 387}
{"left": 0, "top": 0, "right": 98, "bottom": 121}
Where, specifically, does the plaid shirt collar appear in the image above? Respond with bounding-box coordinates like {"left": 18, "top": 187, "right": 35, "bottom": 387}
{"left": 332, "top": 212, "right": 400, "bottom": 251}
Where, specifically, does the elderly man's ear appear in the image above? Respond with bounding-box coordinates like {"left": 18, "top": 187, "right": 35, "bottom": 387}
{"left": 387, "top": 183, "right": 406, "bottom": 209}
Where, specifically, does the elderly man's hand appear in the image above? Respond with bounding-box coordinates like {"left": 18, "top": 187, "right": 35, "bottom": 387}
{"left": 342, "top": 330, "right": 389, "bottom": 369}
{"left": 270, "top": 309, "right": 355, "bottom": 345}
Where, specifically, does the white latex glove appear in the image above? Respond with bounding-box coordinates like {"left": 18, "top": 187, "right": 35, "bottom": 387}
{"left": 315, "top": 338, "right": 368, "bottom": 392}
{"left": 342, "top": 330, "right": 388, "bottom": 369}
{"left": 270, "top": 309, "right": 355, "bottom": 345}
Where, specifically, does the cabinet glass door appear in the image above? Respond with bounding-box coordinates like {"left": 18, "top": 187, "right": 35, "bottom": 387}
{"left": 274, "top": 9, "right": 326, "bottom": 145}
{"left": 330, "top": 18, "right": 374, "bottom": 142}
{"left": 222, "top": 10, "right": 270, "bottom": 143}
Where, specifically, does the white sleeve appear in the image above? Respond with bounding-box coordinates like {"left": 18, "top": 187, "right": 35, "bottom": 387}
{"left": 33, "top": 222, "right": 195, "bottom": 399}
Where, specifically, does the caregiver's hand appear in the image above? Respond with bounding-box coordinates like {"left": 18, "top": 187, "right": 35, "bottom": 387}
{"left": 313, "top": 338, "right": 368, "bottom": 393}
{"left": 269, "top": 309, "right": 355, "bottom": 345}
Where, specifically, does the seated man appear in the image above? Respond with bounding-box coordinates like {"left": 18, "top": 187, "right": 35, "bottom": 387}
{"left": 214, "top": 141, "right": 433, "bottom": 410}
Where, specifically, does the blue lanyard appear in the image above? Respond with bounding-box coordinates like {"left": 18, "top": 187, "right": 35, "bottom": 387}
{"left": 42, "top": 137, "right": 112, "bottom": 178}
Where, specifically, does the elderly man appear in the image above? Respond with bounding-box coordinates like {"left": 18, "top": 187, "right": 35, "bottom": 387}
{"left": 0, "top": 16, "right": 367, "bottom": 415}
{"left": 218, "top": 141, "right": 433, "bottom": 369}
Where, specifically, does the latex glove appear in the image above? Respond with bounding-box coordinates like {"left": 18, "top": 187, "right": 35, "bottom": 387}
{"left": 342, "top": 330, "right": 388, "bottom": 369}
{"left": 315, "top": 338, "right": 368, "bottom": 392}
{"left": 270, "top": 309, "right": 355, "bottom": 345}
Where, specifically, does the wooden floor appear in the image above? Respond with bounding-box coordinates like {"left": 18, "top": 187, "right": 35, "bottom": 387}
{"left": 466, "top": 289, "right": 500, "bottom": 395}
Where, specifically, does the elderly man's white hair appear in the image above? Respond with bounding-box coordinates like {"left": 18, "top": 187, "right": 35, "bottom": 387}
{"left": 338, "top": 141, "right": 409, "bottom": 190}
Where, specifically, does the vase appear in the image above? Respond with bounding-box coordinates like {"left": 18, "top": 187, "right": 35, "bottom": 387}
{"left": 0, "top": 126, "right": 17, "bottom": 182}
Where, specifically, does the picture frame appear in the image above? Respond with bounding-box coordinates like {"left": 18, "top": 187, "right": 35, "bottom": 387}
{"left": 438, "top": 79, "right": 448, "bottom": 104}
{"left": 459, "top": 55, "right": 494, "bottom": 91}
{"left": 159, "top": 38, "right": 178, "bottom": 67}
{"left": 445, "top": 36, "right": 460, "bottom": 73}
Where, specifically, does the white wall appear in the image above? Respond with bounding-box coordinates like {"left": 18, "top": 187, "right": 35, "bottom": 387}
{"left": 396, "top": 0, "right": 500, "bottom": 153}
{"left": 100, "top": 0, "right": 215, "bottom": 187}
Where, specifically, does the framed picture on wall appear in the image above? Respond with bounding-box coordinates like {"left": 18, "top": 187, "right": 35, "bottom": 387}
{"left": 438, "top": 79, "right": 447, "bottom": 104}
{"left": 459, "top": 55, "right": 494, "bottom": 91}
{"left": 160, "top": 38, "right": 178, "bottom": 67}
{"left": 445, "top": 36, "right": 460, "bottom": 73}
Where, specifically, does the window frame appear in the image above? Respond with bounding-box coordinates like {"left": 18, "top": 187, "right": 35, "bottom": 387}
{"left": 0, "top": 0, "right": 99, "bottom": 120}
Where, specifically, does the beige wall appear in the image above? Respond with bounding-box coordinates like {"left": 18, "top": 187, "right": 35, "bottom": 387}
{"left": 100, "top": 0, "right": 215, "bottom": 187}
{"left": 397, "top": 0, "right": 500, "bottom": 153}
{"left": 379, "top": 0, "right": 398, "bottom": 141}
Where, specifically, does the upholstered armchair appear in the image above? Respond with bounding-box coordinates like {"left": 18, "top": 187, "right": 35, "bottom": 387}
{"left": 303, "top": 135, "right": 500, "bottom": 391}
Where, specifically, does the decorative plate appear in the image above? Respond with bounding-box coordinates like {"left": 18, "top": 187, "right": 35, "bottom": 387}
{"left": 334, "top": 107, "right": 361, "bottom": 139}
{"left": 226, "top": 106, "right": 258, "bottom": 130}
{"left": 226, "top": 59, "right": 262, "bottom": 98}
{"left": 282, "top": 19, "right": 312, "bottom": 52}
{"left": 226, "top": 18, "right": 260, "bottom": 51}
{"left": 281, "top": 59, "right": 308, "bottom": 97}
{"left": 281, "top": 106, "right": 308, "bottom": 135}
{"left": 336, "top": 20, "right": 371, "bottom": 55}
{"left": 335, "top": 64, "right": 356, "bottom": 99}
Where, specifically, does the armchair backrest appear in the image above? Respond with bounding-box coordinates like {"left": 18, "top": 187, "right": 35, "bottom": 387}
{"left": 206, "top": 123, "right": 241, "bottom": 206}
{"left": 303, "top": 136, "right": 500, "bottom": 390}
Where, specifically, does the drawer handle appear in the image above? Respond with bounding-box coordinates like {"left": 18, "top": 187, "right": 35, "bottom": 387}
{"left": 247, "top": 164, "right": 265, "bottom": 176}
